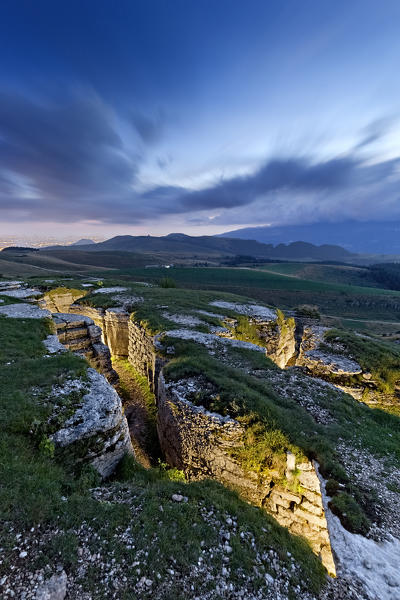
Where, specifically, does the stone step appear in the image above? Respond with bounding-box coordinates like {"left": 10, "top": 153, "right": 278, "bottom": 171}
{"left": 54, "top": 319, "right": 88, "bottom": 331}
{"left": 75, "top": 349, "right": 94, "bottom": 359}
{"left": 58, "top": 327, "right": 88, "bottom": 342}
{"left": 63, "top": 337, "right": 92, "bottom": 352}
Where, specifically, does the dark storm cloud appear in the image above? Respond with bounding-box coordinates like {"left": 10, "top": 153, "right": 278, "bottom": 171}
{"left": 0, "top": 91, "right": 132, "bottom": 186}
{"left": 174, "top": 156, "right": 359, "bottom": 211}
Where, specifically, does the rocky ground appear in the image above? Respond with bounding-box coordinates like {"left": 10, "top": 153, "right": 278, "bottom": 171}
{"left": 1, "top": 484, "right": 322, "bottom": 600}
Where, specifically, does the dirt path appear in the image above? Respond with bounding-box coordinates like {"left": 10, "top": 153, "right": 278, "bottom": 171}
{"left": 113, "top": 359, "right": 159, "bottom": 468}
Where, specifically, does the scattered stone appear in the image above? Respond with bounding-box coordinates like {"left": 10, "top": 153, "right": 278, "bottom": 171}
{"left": 93, "top": 286, "right": 127, "bottom": 294}
{"left": 171, "top": 494, "right": 184, "bottom": 502}
{"left": 43, "top": 334, "right": 66, "bottom": 354}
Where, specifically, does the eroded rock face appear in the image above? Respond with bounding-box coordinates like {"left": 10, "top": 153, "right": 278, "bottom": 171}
{"left": 157, "top": 374, "right": 336, "bottom": 575}
{"left": 128, "top": 320, "right": 164, "bottom": 394}
{"left": 259, "top": 318, "right": 297, "bottom": 369}
{"left": 41, "top": 290, "right": 87, "bottom": 313}
{"left": 104, "top": 308, "right": 130, "bottom": 357}
{"left": 297, "top": 326, "right": 362, "bottom": 376}
{"left": 50, "top": 369, "right": 133, "bottom": 478}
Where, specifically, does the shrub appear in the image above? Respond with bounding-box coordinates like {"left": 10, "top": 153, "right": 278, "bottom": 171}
{"left": 233, "top": 316, "right": 263, "bottom": 346}
{"left": 329, "top": 492, "right": 370, "bottom": 534}
{"left": 159, "top": 277, "right": 177, "bottom": 288}
{"left": 325, "top": 479, "right": 340, "bottom": 497}
{"left": 296, "top": 304, "right": 321, "bottom": 319}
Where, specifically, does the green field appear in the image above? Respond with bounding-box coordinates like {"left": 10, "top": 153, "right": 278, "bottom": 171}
{"left": 257, "top": 262, "right": 380, "bottom": 288}
{"left": 105, "top": 267, "right": 400, "bottom": 322}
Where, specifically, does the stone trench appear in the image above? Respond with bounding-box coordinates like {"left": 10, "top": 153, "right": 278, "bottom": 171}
{"left": 40, "top": 290, "right": 337, "bottom": 576}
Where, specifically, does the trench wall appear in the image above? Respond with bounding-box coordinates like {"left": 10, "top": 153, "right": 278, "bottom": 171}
{"left": 156, "top": 374, "right": 336, "bottom": 576}
{"left": 127, "top": 320, "right": 164, "bottom": 395}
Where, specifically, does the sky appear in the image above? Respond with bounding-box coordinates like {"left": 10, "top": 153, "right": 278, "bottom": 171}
{"left": 0, "top": 0, "right": 400, "bottom": 240}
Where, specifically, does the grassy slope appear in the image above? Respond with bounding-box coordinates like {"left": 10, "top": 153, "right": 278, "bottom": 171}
{"left": 0, "top": 252, "right": 113, "bottom": 276}
{"left": 102, "top": 267, "right": 400, "bottom": 321}
{"left": 258, "top": 263, "right": 379, "bottom": 288}
{"left": 0, "top": 312, "right": 325, "bottom": 597}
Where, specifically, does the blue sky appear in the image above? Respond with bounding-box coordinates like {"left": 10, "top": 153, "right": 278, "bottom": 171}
{"left": 0, "top": 0, "right": 400, "bottom": 238}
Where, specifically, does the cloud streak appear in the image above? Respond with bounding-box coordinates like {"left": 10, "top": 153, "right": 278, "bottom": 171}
{"left": 0, "top": 88, "right": 400, "bottom": 229}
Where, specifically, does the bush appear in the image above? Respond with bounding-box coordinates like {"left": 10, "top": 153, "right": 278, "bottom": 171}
{"left": 296, "top": 304, "right": 321, "bottom": 319}
{"left": 329, "top": 492, "right": 370, "bottom": 534}
{"left": 159, "top": 277, "right": 177, "bottom": 288}
{"left": 325, "top": 479, "right": 340, "bottom": 496}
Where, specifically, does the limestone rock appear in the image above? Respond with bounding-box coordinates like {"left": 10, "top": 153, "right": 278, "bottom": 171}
{"left": 50, "top": 368, "right": 133, "bottom": 478}
{"left": 297, "top": 325, "right": 362, "bottom": 376}
{"left": 0, "top": 280, "right": 23, "bottom": 291}
{"left": 0, "top": 303, "right": 50, "bottom": 319}
{"left": 42, "top": 290, "right": 87, "bottom": 313}
{"left": 35, "top": 571, "right": 67, "bottom": 600}
{"left": 2, "top": 287, "right": 42, "bottom": 299}
{"left": 209, "top": 301, "right": 277, "bottom": 321}
{"left": 104, "top": 308, "right": 130, "bottom": 356}
{"left": 128, "top": 320, "right": 164, "bottom": 393}
{"left": 260, "top": 317, "right": 296, "bottom": 369}
{"left": 302, "top": 349, "right": 362, "bottom": 376}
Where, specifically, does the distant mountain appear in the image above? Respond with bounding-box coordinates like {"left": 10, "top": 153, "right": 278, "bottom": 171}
{"left": 218, "top": 221, "right": 400, "bottom": 255}
{"left": 45, "top": 233, "right": 353, "bottom": 262}
{"left": 71, "top": 238, "right": 95, "bottom": 246}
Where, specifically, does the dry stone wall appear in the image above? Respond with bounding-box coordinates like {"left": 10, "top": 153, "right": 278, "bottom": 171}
{"left": 128, "top": 320, "right": 164, "bottom": 394}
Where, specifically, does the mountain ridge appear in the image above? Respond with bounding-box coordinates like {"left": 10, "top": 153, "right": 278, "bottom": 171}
{"left": 217, "top": 220, "right": 400, "bottom": 254}
{"left": 42, "top": 233, "right": 354, "bottom": 261}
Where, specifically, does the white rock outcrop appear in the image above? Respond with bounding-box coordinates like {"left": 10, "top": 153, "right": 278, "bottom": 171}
{"left": 51, "top": 369, "right": 133, "bottom": 478}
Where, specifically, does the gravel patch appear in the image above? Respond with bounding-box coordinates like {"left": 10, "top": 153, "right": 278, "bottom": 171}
{"left": 0, "top": 485, "right": 319, "bottom": 600}
{"left": 162, "top": 312, "right": 203, "bottom": 326}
